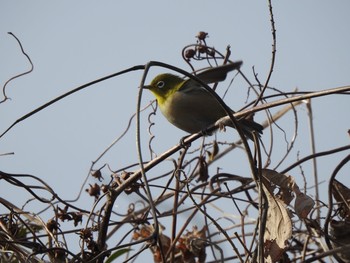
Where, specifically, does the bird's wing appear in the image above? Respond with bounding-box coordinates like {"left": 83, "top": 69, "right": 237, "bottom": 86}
{"left": 194, "top": 61, "right": 242, "bottom": 84}
{"left": 172, "top": 82, "right": 228, "bottom": 121}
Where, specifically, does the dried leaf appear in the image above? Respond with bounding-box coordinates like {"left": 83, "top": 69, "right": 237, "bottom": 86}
{"left": 263, "top": 185, "right": 292, "bottom": 263}
{"left": 197, "top": 156, "right": 209, "bottom": 182}
{"left": 294, "top": 192, "right": 315, "bottom": 219}
{"left": 133, "top": 225, "right": 178, "bottom": 263}
{"left": 332, "top": 179, "right": 350, "bottom": 202}
{"left": 329, "top": 219, "right": 350, "bottom": 261}
{"left": 262, "top": 169, "right": 294, "bottom": 205}
{"left": 90, "top": 169, "right": 103, "bottom": 181}
{"left": 207, "top": 140, "right": 219, "bottom": 161}
{"left": 332, "top": 179, "right": 350, "bottom": 219}
{"left": 177, "top": 226, "right": 207, "bottom": 263}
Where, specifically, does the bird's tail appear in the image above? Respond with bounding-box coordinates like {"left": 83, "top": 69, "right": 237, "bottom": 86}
{"left": 238, "top": 118, "right": 263, "bottom": 141}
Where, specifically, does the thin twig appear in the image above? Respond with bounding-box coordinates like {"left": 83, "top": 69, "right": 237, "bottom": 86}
{"left": 1, "top": 33, "right": 34, "bottom": 103}
{"left": 305, "top": 99, "right": 320, "bottom": 223}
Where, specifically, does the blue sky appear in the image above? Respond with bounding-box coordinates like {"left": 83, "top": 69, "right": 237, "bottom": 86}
{"left": 1, "top": 1, "right": 349, "bottom": 261}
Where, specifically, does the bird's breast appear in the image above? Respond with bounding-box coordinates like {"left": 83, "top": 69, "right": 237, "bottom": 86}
{"left": 159, "top": 90, "right": 227, "bottom": 133}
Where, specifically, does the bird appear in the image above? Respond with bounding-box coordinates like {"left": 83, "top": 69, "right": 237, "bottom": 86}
{"left": 144, "top": 62, "right": 263, "bottom": 140}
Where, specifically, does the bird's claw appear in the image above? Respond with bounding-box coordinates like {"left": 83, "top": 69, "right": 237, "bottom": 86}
{"left": 179, "top": 135, "right": 191, "bottom": 148}
{"left": 215, "top": 118, "right": 227, "bottom": 132}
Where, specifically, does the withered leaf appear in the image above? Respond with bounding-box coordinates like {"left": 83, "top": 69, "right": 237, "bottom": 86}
{"left": 263, "top": 185, "right": 292, "bottom": 263}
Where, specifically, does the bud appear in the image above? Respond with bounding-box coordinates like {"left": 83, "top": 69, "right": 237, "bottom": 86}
{"left": 185, "top": 48, "right": 196, "bottom": 59}
{"left": 196, "top": 31, "right": 208, "bottom": 41}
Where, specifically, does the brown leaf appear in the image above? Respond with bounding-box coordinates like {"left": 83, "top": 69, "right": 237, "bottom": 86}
{"left": 332, "top": 179, "right": 350, "bottom": 219}
{"left": 197, "top": 156, "right": 209, "bottom": 182}
{"left": 207, "top": 140, "right": 219, "bottom": 162}
{"left": 177, "top": 226, "right": 207, "bottom": 263}
{"left": 329, "top": 219, "right": 350, "bottom": 261}
{"left": 294, "top": 192, "right": 315, "bottom": 219}
{"left": 262, "top": 169, "right": 294, "bottom": 205}
{"left": 263, "top": 185, "right": 292, "bottom": 263}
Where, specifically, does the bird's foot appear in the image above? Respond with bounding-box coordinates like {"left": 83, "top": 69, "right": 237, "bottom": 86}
{"left": 215, "top": 118, "right": 227, "bottom": 132}
{"left": 179, "top": 135, "right": 191, "bottom": 148}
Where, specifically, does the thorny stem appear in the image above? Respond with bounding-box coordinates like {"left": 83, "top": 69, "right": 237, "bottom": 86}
{"left": 252, "top": 0, "right": 276, "bottom": 107}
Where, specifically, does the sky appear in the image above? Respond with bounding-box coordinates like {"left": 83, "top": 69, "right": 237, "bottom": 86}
{"left": 0, "top": 1, "right": 349, "bottom": 261}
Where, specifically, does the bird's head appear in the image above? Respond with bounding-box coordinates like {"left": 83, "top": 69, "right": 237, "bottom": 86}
{"left": 144, "top": 73, "right": 185, "bottom": 105}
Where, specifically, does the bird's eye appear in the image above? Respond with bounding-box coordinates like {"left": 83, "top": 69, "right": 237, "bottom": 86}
{"left": 156, "top": 81, "right": 165, "bottom": 89}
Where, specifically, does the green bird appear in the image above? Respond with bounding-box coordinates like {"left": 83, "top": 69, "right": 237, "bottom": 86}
{"left": 144, "top": 62, "right": 263, "bottom": 140}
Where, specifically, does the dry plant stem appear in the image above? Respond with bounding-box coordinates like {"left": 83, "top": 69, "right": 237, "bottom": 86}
{"left": 137, "top": 62, "right": 166, "bottom": 260}
{"left": 281, "top": 144, "right": 350, "bottom": 174}
{"left": 301, "top": 235, "right": 311, "bottom": 262}
{"left": 73, "top": 102, "right": 153, "bottom": 205}
{"left": 170, "top": 148, "right": 188, "bottom": 262}
{"left": 253, "top": 0, "right": 276, "bottom": 107}
{"left": 0, "top": 216, "right": 45, "bottom": 255}
{"left": 106, "top": 205, "right": 149, "bottom": 241}
{"left": 211, "top": 100, "right": 303, "bottom": 165}
{"left": 0, "top": 197, "right": 42, "bottom": 226}
{"left": 308, "top": 227, "right": 331, "bottom": 263}
{"left": 234, "top": 232, "right": 251, "bottom": 259}
{"left": 92, "top": 103, "right": 152, "bottom": 166}
{"left": 0, "top": 219, "right": 42, "bottom": 263}
{"left": 272, "top": 113, "right": 298, "bottom": 169}
{"left": 1, "top": 33, "right": 34, "bottom": 103}
{"left": 88, "top": 241, "right": 150, "bottom": 263}
{"left": 303, "top": 244, "right": 350, "bottom": 263}
{"left": 96, "top": 189, "right": 118, "bottom": 263}
{"left": 254, "top": 135, "right": 268, "bottom": 263}
{"left": 305, "top": 100, "right": 320, "bottom": 223}
{"left": 241, "top": 85, "right": 350, "bottom": 118}
{"left": 147, "top": 101, "right": 158, "bottom": 158}
{"left": 224, "top": 183, "right": 250, "bottom": 259}
{"left": 116, "top": 86, "right": 350, "bottom": 211}
{"left": 76, "top": 111, "right": 137, "bottom": 204}
{"left": 164, "top": 187, "right": 222, "bottom": 260}
{"left": 202, "top": 183, "right": 219, "bottom": 262}
{"left": 185, "top": 182, "right": 244, "bottom": 263}
{"left": 0, "top": 171, "right": 92, "bottom": 216}
{"left": 324, "top": 154, "right": 350, "bottom": 261}
{"left": 334, "top": 183, "right": 350, "bottom": 212}
{"left": 0, "top": 64, "right": 145, "bottom": 139}
{"left": 304, "top": 223, "right": 332, "bottom": 263}
{"left": 269, "top": 89, "right": 300, "bottom": 170}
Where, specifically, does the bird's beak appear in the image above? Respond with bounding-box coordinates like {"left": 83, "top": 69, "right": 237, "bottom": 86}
{"left": 143, "top": 85, "right": 151, "bottom": 90}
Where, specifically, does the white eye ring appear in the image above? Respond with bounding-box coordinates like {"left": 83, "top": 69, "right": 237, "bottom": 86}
{"left": 156, "top": 81, "right": 165, "bottom": 89}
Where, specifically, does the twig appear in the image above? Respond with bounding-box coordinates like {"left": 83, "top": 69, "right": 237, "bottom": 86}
{"left": 1, "top": 33, "right": 34, "bottom": 103}
{"left": 305, "top": 99, "right": 320, "bottom": 223}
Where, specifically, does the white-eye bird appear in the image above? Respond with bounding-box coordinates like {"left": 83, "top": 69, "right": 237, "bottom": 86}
{"left": 144, "top": 62, "right": 263, "bottom": 140}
